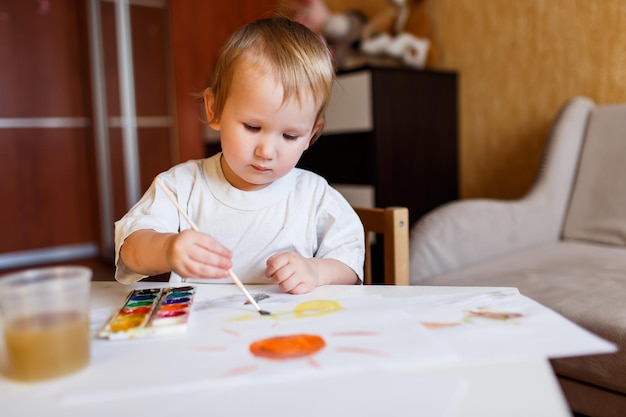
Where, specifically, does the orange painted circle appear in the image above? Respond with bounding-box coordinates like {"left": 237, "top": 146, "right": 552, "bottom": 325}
{"left": 249, "top": 334, "right": 325, "bottom": 360}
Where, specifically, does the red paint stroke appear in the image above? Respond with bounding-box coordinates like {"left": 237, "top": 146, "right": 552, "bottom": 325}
{"left": 222, "top": 364, "right": 259, "bottom": 377}
{"left": 335, "top": 346, "right": 389, "bottom": 357}
{"left": 195, "top": 346, "right": 228, "bottom": 352}
{"left": 307, "top": 356, "right": 322, "bottom": 368}
{"left": 250, "top": 334, "right": 325, "bottom": 360}
{"left": 221, "top": 327, "right": 240, "bottom": 336}
{"left": 421, "top": 322, "right": 461, "bottom": 329}
{"left": 331, "top": 331, "right": 379, "bottom": 337}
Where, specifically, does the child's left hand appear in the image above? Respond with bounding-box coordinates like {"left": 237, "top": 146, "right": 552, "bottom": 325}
{"left": 265, "top": 252, "right": 320, "bottom": 294}
{"left": 266, "top": 252, "right": 360, "bottom": 294}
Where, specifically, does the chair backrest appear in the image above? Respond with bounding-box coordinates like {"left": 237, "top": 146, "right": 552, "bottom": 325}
{"left": 562, "top": 102, "right": 626, "bottom": 247}
{"left": 353, "top": 206, "right": 409, "bottom": 285}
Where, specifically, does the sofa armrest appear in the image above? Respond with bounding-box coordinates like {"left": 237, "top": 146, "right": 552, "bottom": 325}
{"left": 409, "top": 198, "right": 558, "bottom": 283}
{"left": 410, "top": 96, "right": 595, "bottom": 283}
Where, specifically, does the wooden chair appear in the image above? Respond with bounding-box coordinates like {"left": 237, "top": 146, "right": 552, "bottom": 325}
{"left": 353, "top": 206, "right": 410, "bottom": 286}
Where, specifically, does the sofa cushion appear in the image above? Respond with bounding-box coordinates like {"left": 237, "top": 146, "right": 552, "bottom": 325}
{"left": 563, "top": 103, "right": 626, "bottom": 246}
{"left": 419, "top": 241, "right": 626, "bottom": 394}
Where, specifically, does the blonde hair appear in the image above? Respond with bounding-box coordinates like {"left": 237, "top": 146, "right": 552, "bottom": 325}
{"left": 205, "top": 17, "right": 335, "bottom": 142}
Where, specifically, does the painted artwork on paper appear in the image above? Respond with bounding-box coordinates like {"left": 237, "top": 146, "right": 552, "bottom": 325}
{"left": 188, "top": 295, "right": 458, "bottom": 378}
{"left": 397, "top": 288, "right": 615, "bottom": 360}
{"left": 249, "top": 334, "right": 326, "bottom": 359}
{"left": 63, "top": 294, "right": 459, "bottom": 404}
{"left": 229, "top": 299, "right": 345, "bottom": 322}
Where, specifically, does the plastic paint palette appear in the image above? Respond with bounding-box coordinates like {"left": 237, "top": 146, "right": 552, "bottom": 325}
{"left": 98, "top": 286, "right": 195, "bottom": 340}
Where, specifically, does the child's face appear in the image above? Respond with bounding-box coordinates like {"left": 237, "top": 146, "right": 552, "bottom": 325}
{"left": 207, "top": 65, "right": 322, "bottom": 191}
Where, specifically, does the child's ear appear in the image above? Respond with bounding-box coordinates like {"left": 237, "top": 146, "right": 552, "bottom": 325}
{"left": 204, "top": 88, "right": 220, "bottom": 130}
{"left": 308, "top": 117, "right": 325, "bottom": 148}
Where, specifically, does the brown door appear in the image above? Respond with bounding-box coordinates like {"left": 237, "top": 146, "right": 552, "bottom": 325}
{"left": 0, "top": 1, "right": 174, "bottom": 270}
{"left": 0, "top": 1, "right": 101, "bottom": 268}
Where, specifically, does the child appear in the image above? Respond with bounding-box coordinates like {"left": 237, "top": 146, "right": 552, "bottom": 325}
{"left": 114, "top": 17, "right": 364, "bottom": 294}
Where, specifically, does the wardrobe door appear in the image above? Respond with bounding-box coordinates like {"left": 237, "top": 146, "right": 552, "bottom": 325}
{"left": 98, "top": 1, "right": 174, "bottom": 228}
{"left": 0, "top": 1, "right": 278, "bottom": 270}
{"left": 0, "top": 1, "right": 100, "bottom": 267}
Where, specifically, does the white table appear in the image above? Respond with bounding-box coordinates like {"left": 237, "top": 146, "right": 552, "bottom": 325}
{"left": 0, "top": 282, "right": 575, "bottom": 417}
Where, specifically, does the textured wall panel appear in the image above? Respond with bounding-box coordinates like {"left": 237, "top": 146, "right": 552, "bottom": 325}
{"left": 424, "top": 0, "right": 626, "bottom": 198}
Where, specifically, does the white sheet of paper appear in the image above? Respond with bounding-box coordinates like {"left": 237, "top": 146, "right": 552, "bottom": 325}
{"left": 396, "top": 288, "right": 617, "bottom": 360}
{"left": 58, "top": 295, "right": 459, "bottom": 405}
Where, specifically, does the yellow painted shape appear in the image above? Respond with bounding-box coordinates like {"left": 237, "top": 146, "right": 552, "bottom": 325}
{"left": 293, "top": 300, "right": 344, "bottom": 318}
{"left": 230, "top": 300, "right": 344, "bottom": 321}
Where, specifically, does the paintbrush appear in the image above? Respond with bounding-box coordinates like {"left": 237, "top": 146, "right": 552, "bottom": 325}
{"left": 154, "top": 177, "right": 271, "bottom": 316}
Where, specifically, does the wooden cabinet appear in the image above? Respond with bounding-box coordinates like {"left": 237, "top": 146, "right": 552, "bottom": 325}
{"left": 297, "top": 66, "right": 459, "bottom": 227}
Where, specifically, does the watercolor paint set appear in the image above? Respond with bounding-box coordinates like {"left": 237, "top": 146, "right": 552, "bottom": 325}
{"left": 98, "top": 286, "right": 196, "bottom": 340}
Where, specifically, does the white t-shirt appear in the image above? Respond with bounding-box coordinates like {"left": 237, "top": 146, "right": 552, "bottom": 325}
{"left": 114, "top": 153, "right": 364, "bottom": 284}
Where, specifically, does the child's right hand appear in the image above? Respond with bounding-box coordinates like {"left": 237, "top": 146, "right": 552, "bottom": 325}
{"left": 164, "top": 230, "right": 233, "bottom": 279}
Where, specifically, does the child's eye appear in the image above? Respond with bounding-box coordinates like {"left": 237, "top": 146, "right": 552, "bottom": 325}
{"left": 244, "top": 124, "right": 260, "bottom": 132}
{"left": 283, "top": 133, "right": 299, "bottom": 140}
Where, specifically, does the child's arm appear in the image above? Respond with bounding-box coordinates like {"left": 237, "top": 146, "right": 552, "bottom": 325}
{"left": 265, "top": 252, "right": 358, "bottom": 294}
{"left": 120, "top": 229, "right": 233, "bottom": 279}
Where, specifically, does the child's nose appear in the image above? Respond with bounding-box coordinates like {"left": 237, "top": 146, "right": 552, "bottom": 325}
{"left": 255, "top": 136, "right": 276, "bottom": 159}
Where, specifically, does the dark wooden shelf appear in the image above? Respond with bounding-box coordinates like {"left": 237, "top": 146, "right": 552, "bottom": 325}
{"left": 298, "top": 66, "right": 459, "bottom": 227}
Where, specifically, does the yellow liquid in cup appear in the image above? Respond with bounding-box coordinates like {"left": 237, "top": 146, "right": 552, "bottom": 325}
{"left": 4, "top": 311, "right": 89, "bottom": 382}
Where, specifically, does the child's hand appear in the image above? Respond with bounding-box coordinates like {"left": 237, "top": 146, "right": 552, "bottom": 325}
{"left": 265, "top": 252, "right": 320, "bottom": 294}
{"left": 165, "top": 230, "right": 232, "bottom": 279}
{"left": 266, "top": 252, "right": 360, "bottom": 293}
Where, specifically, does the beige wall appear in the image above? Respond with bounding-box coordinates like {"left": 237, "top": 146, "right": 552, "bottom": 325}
{"left": 423, "top": 0, "right": 626, "bottom": 198}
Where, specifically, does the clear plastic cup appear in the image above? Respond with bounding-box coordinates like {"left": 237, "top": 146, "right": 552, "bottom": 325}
{"left": 0, "top": 266, "right": 92, "bottom": 382}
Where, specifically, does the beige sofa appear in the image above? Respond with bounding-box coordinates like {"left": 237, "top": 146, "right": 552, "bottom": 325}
{"left": 409, "top": 96, "right": 626, "bottom": 417}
